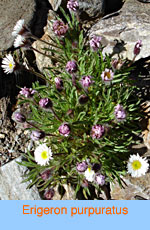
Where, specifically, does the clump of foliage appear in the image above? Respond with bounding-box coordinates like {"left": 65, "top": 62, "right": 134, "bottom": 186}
{"left": 2, "top": 1, "right": 143, "bottom": 199}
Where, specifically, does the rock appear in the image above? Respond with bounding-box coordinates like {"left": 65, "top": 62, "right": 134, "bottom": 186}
{"left": 111, "top": 176, "right": 150, "bottom": 200}
{"left": 0, "top": 157, "right": 41, "bottom": 200}
{"left": 0, "top": 0, "right": 50, "bottom": 51}
{"left": 32, "top": 10, "right": 58, "bottom": 73}
{"left": 48, "top": 0, "right": 65, "bottom": 11}
{"left": 48, "top": 0, "right": 105, "bottom": 21}
{"left": 141, "top": 101, "right": 150, "bottom": 149}
{"left": 105, "top": 0, "right": 124, "bottom": 14}
{"left": 89, "top": 0, "right": 150, "bottom": 60}
{"left": 111, "top": 142, "right": 150, "bottom": 200}
{"left": 0, "top": 0, "right": 35, "bottom": 51}
{"left": 29, "top": 0, "right": 51, "bottom": 38}
{"left": 0, "top": 98, "right": 35, "bottom": 166}
{"left": 52, "top": 184, "right": 76, "bottom": 200}
{"left": 78, "top": 0, "right": 105, "bottom": 21}
{"left": 0, "top": 134, "right": 5, "bottom": 139}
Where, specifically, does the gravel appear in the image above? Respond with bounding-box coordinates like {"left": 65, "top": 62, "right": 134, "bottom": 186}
{"left": 0, "top": 97, "right": 33, "bottom": 166}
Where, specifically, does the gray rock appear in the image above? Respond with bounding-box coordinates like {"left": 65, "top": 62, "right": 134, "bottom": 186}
{"left": 32, "top": 10, "right": 58, "bottom": 73}
{"left": 111, "top": 176, "right": 150, "bottom": 200}
{"left": 48, "top": 0, "right": 65, "bottom": 11}
{"left": 0, "top": 157, "right": 41, "bottom": 200}
{"left": 111, "top": 142, "right": 150, "bottom": 200}
{"left": 89, "top": 0, "right": 150, "bottom": 60}
{"left": 78, "top": 0, "right": 105, "bottom": 20}
{"left": 53, "top": 184, "right": 76, "bottom": 200}
{"left": 0, "top": 0, "right": 50, "bottom": 51}
{"left": 48, "top": 0, "right": 105, "bottom": 20}
{"left": 0, "top": 0, "right": 35, "bottom": 51}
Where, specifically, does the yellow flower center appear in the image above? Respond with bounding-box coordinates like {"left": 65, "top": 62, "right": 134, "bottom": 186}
{"left": 132, "top": 160, "right": 142, "bottom": 170}
{"left": 9, "top": 63, "right": 13, "bottom": 69}
{"left": 106, "top": 72, "right": 111, "bottom": 79}
{"left": 88, "top": 167, "right": 91, "bottom": 172}
{"left": 41, "top": 151, "right": 48, "bottom": 159}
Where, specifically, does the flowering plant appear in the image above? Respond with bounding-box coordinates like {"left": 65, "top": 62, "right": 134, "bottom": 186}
{"left": 2, "top": 2, "right": 145, "bottom": 199}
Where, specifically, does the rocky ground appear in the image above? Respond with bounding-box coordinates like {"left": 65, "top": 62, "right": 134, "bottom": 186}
{"left": 1, "top": 0, "right": 150, "bottom": 200}
{"left": 0, "top": 97, "right": 34, "bottom": 166}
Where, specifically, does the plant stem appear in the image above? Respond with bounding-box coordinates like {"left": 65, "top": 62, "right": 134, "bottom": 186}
{"left": 31, "top": 35, "right": 61, "bottom": 49}
{"left": 128, "top": 55, "right": 136, "bottom": 67}
{"left": 26, "top": 121, "right": 58, "bottom": 137}
{"left": 50, "top": 108, "right": 62, "bottom": 122}
{"left": 22, "top": 66, "right": 50, "bottom": 83}
{"left": 31, "top": 47, "right": 53, "bottom": 59}
{"left": 31, "top": 47, "right": 64, "bottom": 64}
{"left": 72, "top": 73, "right": 76, "bottom": 87}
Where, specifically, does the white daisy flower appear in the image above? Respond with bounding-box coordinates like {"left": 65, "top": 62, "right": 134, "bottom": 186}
{"left": 12, "top": 19, "right": 29, "bottom": 37}
{"left": 14, "top": 35, "right": 25, "bottom": 48}
{"left": 34, "top": 143, "right": 53, "bottom": 166}
{"left": 127, "top": 153, "right": 149, "bottom": 178}
{"left": 1, "top": 54, "right": 16, "bottom": 74}
{"left": 84, "top": 167, "right": 95, "bottom": 182}
{"left": 14, "top": 35, "right": 31, "bottom": 49}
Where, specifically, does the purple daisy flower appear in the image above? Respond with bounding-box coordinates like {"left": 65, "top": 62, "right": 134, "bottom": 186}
{"left": 95, "top": 174, "right": 105, "bottom": 186}
{"left": 54, "top": 77, "right": 63, "bottom": 91}
{"left": 66, "top": 60, "right": 77, "bottom": 73}
{"left": 39, "top": 98, "right": 53, "bottom": 109}
{"left": 14, "top": 112, "right": 26, "bottom": 123}
{"left": 19, "top": 87, "right": 35, "bottom": 98}
{"left": 76, "top": 161, "right": 88, "bottom": 173}
{"left": 53, "top": 20, "right": 68, "bottom": 36}
{"left": 101, "top": 68, "right": 114, "bottom": 84}
{"left": 90, "top": 35, "right": 102, "bottom": 51}
{"left": 91, "top": 125, "right": 105, "bottom": 139}
{"left": 67, "top": 0, "right": 79, "bottom": 12}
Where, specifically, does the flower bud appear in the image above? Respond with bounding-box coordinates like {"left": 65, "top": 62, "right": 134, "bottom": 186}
{"left": 90, "top": 35, "right": 102, "bottom": 52}
{"left": 41, "top": 169, "right": 51, "bottom": 181}
{"left": 81, "top": 179, "right": 89, "bottom": 188}
{"left": 14, "top": 112, "right": 26, "bottom": 123}
{"left": 92, "top": 163, "right": 101, "bottom": 172}
{"left": 66, "top": 60, "right": 77, "bottom": 73}
{"left": 39, "top": 98, "right": 53, "bottom": 109}
{"left": 58, "top": 123, "right": 70, "bottom": 137}
{"left": 95, "top": 174, "right": 105, "bottom": 186}
{"left": 66, "top": 109, "right": 74, "bottom": 118}
{"left": 78, "top": 95, "right": 89, "bottom": 105}
{"left": 76, "top": 161, "right": 88, "bottom": 173}
{"left": 44, "top": 188, "right": 55, "bottom": 200}
{"left": 134, "top": 40, "right": 142, "bottom": 56}
{"left": 80, "top": 75, "right": 94, "bottom": 88}
{"left": 114, "top": 104, "right": 126, "bottom": 122}
{"left": 54, "top": 77, "right": 63, "bottom": 91}
{"left": 31, "top": 130, "right": 45, "bottom": 141}
{"left": 111, "top": 59, "right": 124, "bottom": 70}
